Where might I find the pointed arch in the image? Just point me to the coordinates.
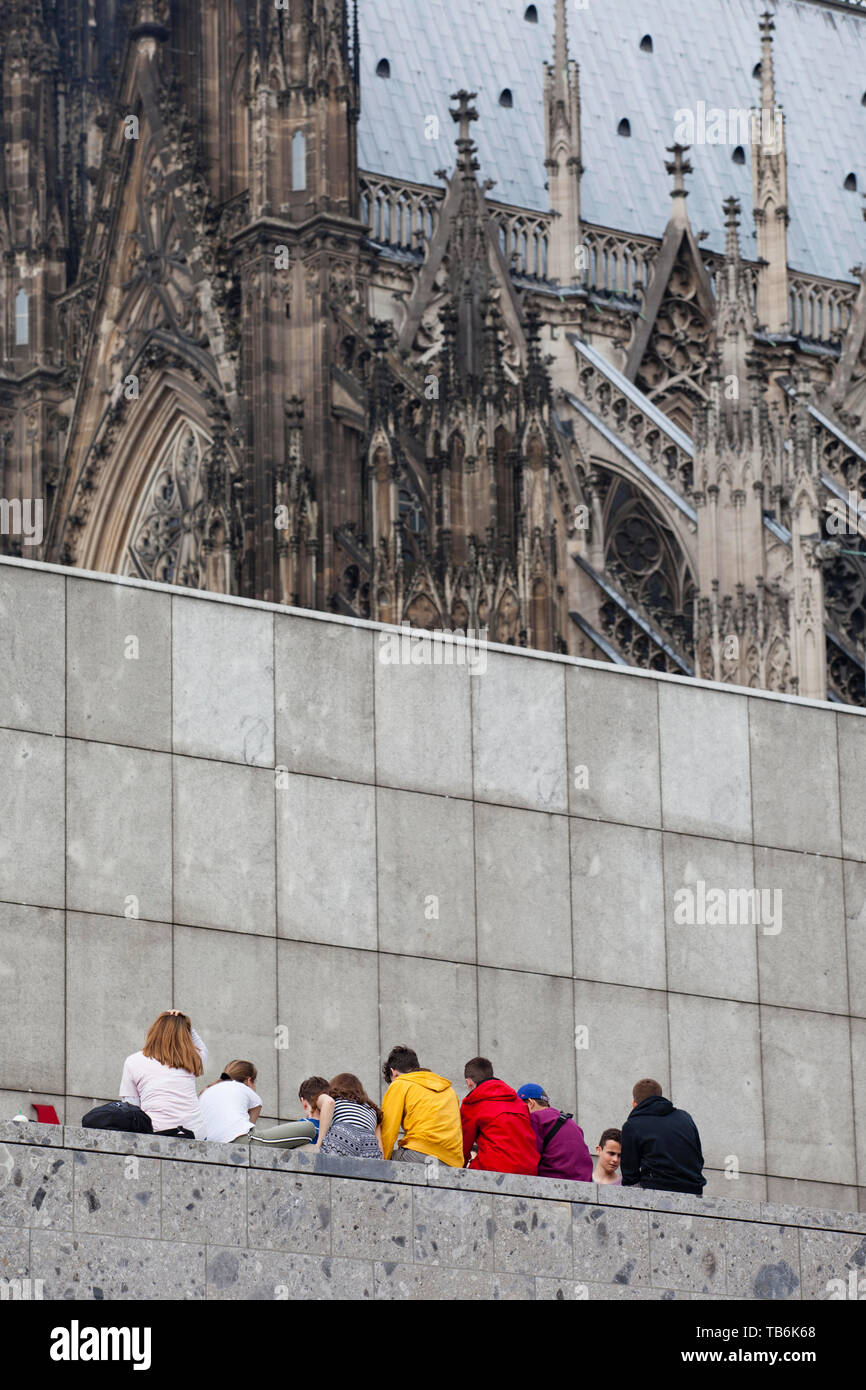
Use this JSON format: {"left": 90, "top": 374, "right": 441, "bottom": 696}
{"left": 59, "top": 365, "right": 229, "bottom": 580}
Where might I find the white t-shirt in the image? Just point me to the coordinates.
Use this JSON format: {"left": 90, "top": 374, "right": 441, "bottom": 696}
{"left": 120, "top": 1028, "right": 209, "bottom": 1138}
{"left": 198, "top": 1079, "right": 263, "bottom": 1143}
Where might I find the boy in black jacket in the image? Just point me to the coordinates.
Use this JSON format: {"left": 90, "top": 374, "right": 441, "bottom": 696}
{"left": 621, "top": 1078, "right": 706, "bottom": 1196}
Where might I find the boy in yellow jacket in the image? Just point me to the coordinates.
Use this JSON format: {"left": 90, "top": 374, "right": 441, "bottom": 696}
{"left": 380, "top": 1044, "right": 464, "bottom": 1166}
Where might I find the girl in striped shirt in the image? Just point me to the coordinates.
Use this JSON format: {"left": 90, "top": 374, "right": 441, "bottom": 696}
{"left": 314, "top": 1072, "right": 384, "bottom": 1160}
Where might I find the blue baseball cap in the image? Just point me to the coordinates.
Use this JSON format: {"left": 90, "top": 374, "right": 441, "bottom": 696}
{"left": 517, "top": 1083, "right": 547, "bottom": 1100}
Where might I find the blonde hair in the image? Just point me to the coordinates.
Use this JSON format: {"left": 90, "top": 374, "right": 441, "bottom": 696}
{"left": 142, "top": 1012, "right": 203, "bottom": 1077}
{"left": 203, "top": 1059, "right": 257, "bottom": 1093}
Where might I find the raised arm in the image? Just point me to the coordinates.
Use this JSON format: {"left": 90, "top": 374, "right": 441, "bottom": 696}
{"left": 313, "top": 1094, "right": 335, "bottom": 1151}
{"left": 190, "top": 1026, "right": 208, "bottom": 1067}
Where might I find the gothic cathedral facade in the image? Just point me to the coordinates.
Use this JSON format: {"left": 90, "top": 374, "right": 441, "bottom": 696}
{"left": 2, "top": 0, "right": 865, "bottom": 702}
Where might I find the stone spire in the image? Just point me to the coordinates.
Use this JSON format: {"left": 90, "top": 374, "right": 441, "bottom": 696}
{"left": 751, "top": 11, "right": 789, "bottom": 332}
{"left": 715, "top": 197, "right": 757, "bottom": 426}
{"left": 544, "top": 0, "right": 582, "bottom": 285}
{"left": 665, "top": 143, "right": 692, "bottom": 221}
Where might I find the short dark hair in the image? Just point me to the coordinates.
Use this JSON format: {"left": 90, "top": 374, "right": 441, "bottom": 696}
{"left": 632, "top": 1078, "right": 663, "bottom": 1104}
{"left": 298, "top": 1076, "right": 330, "bottom": 1106}
{"left": 598, "top": 1128, "right": 622, "bottom": 1148}
{"left": 383, "top": 1045, "right": 420, "bottom": 1084}
{"left": 464, "top": 1056, "right": 494, "bottom": 1085}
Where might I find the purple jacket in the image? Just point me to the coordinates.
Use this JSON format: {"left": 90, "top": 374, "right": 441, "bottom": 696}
{"left": 530, "top": 1108, "right": 593, "bottom": 1181}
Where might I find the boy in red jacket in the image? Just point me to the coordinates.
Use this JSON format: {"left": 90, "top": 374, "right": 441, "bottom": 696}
{"left": 461, "top": 1057, "right": 539, "bottom": 1175}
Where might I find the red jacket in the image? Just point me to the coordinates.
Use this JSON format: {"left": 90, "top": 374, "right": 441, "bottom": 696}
{"left": 461, "top": 1079, "right": 539, "bottom": 1175}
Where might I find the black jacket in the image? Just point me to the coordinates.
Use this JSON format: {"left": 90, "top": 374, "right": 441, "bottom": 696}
{"left": 621, "top": 1095, "right": 705, "bottom": 1195}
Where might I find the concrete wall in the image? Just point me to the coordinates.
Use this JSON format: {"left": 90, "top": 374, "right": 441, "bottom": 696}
{"left": 1, "top": 1122, "right": 865, "bottom": 1300}
{"left": 1, "top": 556, "right": 865, "bottom": 1215}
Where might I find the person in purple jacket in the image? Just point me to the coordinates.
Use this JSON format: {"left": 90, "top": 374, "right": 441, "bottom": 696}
{"left": 517, "top": 1083, "right": 593, "bottom": 1182}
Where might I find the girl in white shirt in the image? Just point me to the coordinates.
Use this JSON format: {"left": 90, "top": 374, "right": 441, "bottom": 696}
{"left": 120, "top": 1009, "right": 207, "bottom": 1139}
{"left": 199, "top": 1060, "right": 263, "bottom": 1142}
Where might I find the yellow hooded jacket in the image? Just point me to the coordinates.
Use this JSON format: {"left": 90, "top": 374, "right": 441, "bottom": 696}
{"left": 380, "top": 1069, "right": 464, "bottom": 1166}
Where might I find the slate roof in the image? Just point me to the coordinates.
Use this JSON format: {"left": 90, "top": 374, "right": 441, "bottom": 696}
{"left": 356, "top": 0, "right": 866, "bottom": 283}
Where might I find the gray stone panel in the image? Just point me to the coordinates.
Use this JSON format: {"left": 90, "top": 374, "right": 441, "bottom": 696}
{"left": 331, "top": 1177, "right": 413, "bottom": 1260}
{"left": 658, "top": 684, "right": 752, "bottom": 842}
{"left": 66, "top": 740, "right": 172, "bottom": 922}
{"left": 761, "top": 1199, "right": 866, "bottom": 1233}
{"left": 476, "top": 803, "right": 571, "bottom": 976}
{"left": 66, "top": 578, "right": 171, "bottom": 751}
{"left": 724, "top": 1218, "right": 801, "bottom": 1299}
{"left": 172, "top": 595, "right": 274, "bottom": 766}
{"left": 207, "top": 1245, "right": 375, "bottom": 1299}
{"left": 0, "top": 728, "right": 64, "bottom": 909}
{"left": 0, "top": 1226, "right": 30, "bottom": 1281}
{"left": 375, "top": 641, "right": 473, "bottom": 798}
{"left": 62, "top": 1126, "right": 251, "bottom": 1169}
{"left": 276, "top": 941, "right": 379, "bottom": 1116}
{"left": 0, "top": 1143, "right": 72, "bottom": 1229}
{"left": 377, "top": 786, "right": 475, "bottom": 963}
{"left": 597, "top": 1185, "right": 764, "bottom": 1222}
{"left": 668, "top": 993, "right": 765, "bottom": 1175}
{"left": 852, "top": 1018, "right": 866, "bottom": 1193}
{"left": 761, "top": 1005, "right": 856, "bottom": 1185}
{"left": 492, "top": 1194, "right": 573, "bottom": 1277}
{"left": 32, "top": 1228, "right": 206, "bottom": 1300}
{"left": 573, "top": 1203, "right": 651, "bottom": 1287}
{"left": 0, "top": 904, "right": 64, "bottom": 1092}
{"left": 584, "top": 1281, "right": 686, "bottom": 1300}
{"left": 702, "top": 1170, "right": 767, "bottom": 1203}
{"left": 648, "top": 1211, "right": 726, "bottom": 1293}
{"left": 0, "top": 1120, "right": 65, "bottom": 1146}
{"left": 173, "top": 757, "right": 276, "bottom": 934}
{"left": 275, "top": 616, "right": 374, "bottom": 783}
{"left": 750, "top": 699, "right": 841, "bottom": 855}
{"left": 173, "top": 925, "right": 278, "bottom": 1113}
{"left": 161, "top": 1158, "right": 247, "bottom": 1246}
{"left": 755, "top": 847, "right": 847, "bottom": 1014}
{"left": 662, "top": 832, "right": 758, "bottom": 1002}
{"left": 378, "top": 954, "right": 477, "bottom": 1095}
{"left": 0, "top": 565, "right": 65, "bottom": 736}
{"left": 844, "top": 860, "right": 866, "bottom": 1019}
{"left": 572, "top": 820, "right": 665, "bottom": 991}
{"left": 66, "top": 912, "right": 172, "bottom": 1100}
{"left": 373, "top": 1261, "right": 533, "bottom": 1299}
{"left": 72, "top": 1150, "right": 160, "bottom": 1238}
{"left": 573, "top": 980, "right": 670, "bottom": 1150}
{"left": 479, "top": 966, "right": 576, "bottom": 1115}
{"left": 247, "top": 1169, "right": 331, "bottom": 1253}
{"left": 472, "top": 651, "right": 567, "bottom": 812}
{"left": 838, "top": 713, "right": 866, "bottom": 863}
{"left": 566, "top": 666, "right": 661, "bottom": 828}
{"left": 276, "top": 773, "right": 376, "bottom": 950}
{"left": 413, "top": 1185, "right": 494, "bottom": 1269}
{"left": 766, "top": 1177, "right": 859, "bottom": 1214}
{"left": 798, "top": 1227, "right": 866, "bottom": 1299}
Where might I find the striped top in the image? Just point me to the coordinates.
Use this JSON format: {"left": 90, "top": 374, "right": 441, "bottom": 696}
{"left": 332, "top": 1099, "right": 377, "bottom": 1132}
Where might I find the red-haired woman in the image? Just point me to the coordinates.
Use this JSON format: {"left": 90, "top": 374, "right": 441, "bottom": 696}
{"left": 315, "top": 1073, "right": 384, "bottom": 1160}
{"left": 120, "top": 1009, "right": 207, "bottom": 1138}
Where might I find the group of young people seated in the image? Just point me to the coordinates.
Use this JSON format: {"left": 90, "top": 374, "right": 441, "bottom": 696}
{"left": 116, "top": 1012, "right": 706, "bottom": 1195}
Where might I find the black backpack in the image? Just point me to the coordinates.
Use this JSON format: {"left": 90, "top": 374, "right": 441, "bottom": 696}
{"left": 81, "top": 1101, "right": 153, "bottom": 1134}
